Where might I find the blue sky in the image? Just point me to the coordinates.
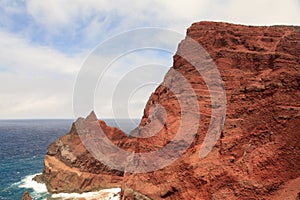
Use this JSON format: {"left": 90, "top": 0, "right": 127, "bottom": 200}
{"left": 0, "top": 0, "right": 299, "bottom": 119}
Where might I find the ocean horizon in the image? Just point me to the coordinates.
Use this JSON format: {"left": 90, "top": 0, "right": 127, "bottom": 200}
{"left": 0, "top": 119, "right": 139, "bottom": 200}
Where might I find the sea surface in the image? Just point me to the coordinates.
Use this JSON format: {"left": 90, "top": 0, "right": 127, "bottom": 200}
{"left": 0, "top": 119, "right": 139, "bottom": 200}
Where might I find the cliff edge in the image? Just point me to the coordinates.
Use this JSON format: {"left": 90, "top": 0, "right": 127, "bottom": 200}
{"left": 41, "top": 22, "right": 300, "bottom": 200}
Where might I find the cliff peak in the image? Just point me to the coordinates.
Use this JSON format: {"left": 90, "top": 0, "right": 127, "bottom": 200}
{"left": 86, "top": 110, "right": 97, "bottom": 121}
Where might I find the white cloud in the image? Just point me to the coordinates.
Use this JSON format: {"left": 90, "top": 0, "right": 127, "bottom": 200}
{"left": 0, "top": 78, "right": 74, "bottom": 119}
{"left": 0, "top": 0, "right": 24, "bottom": 15}
{"left": 0, "top": 94, "right": 71, "bottom": 119}
{"left": 1, "top": 0, "right": 300, "bottom": 119}
{"left": 0, "top": 31, "right": 82, "bottom": 75}
{"left": 25, "top": 0, "right": 300, "bottom": 34}
{"left": 94, "top": 51, "right": 171, "bottom": 119}
{"left": 205, "top": 0, "right": 300, "bottom": 25}
{"left": 0, "top": 31, "right": 85, "bottom": 119}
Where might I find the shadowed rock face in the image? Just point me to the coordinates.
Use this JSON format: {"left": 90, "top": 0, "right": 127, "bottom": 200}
{"left": 41, "top": 21, "right": 300, "bottom": 199}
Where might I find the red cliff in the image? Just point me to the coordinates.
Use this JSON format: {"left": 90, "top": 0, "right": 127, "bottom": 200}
{"left": 41, "top": 22, "right": 300, "bottom": 200}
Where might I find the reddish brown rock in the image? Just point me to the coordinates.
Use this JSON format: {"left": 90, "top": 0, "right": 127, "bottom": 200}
{"left": 20, "top": 191, "right": 32, "bottom": 200}
{"left": 42, "top": 22, "right": 300, "bottom": 199}
{"left": 42, "top": 112, "right": 126, "bottom": 193}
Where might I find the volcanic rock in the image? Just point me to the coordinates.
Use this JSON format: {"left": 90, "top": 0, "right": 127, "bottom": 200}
{"left": 20, "top": 191, "right": 32, "bottom": 200}
{"left": 41, "top": 22, "right": 300, "bottom": 199}
{"left": 41, "top": 114, "right": 126, "bottom": 193}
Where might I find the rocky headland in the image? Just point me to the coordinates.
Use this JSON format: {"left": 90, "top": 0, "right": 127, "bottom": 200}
{"left": 38, "top": 22, "right": 300, "bottom": 199}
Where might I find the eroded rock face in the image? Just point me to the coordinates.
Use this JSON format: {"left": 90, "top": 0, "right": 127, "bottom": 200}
{"left": 42, "top": 22, "right": 300, "bottom": 199}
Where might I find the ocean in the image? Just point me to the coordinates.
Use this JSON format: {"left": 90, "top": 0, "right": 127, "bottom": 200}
{"left": 0, "top": 119, "right": 139, "bottom": 200}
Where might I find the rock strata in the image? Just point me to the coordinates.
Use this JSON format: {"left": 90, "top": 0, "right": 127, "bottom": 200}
{"left": 41, "top": 22, "right": 300, "bottom": 199}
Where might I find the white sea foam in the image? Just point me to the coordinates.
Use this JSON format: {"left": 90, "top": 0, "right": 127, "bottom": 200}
{"left": 17, "top": 173, "right": 48, "bottom": 199}
{"left": 18, "top": 173, "right": 48, "bottom": 193}
{"left": 51, "top": 188, "right": 121, "bottom": 200}
{"left": 16, "top": 173, "right": 121, "bottom": 200}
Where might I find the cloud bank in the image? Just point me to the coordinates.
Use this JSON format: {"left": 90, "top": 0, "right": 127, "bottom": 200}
{"left": 0, "top": 0, "right": 299, "bottom": 119}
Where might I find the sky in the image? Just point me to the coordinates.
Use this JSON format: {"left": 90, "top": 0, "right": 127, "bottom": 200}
{"left": 0, "top": 0, "right": 299, "bottom": 119}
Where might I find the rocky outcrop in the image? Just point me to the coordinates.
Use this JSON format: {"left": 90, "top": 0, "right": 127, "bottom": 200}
{"left": 20, "top": 191, "right": 32, "bottom": 200}
{"left": 41, "top": 112, "right": 126, "bottom": 193}
{"left": 41, "top": 22, "right": 300, "bottom": 199}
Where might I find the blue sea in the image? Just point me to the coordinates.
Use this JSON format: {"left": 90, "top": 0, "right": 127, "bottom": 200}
{"left": 0, "top": 119, "right": 139, "bottom": 200}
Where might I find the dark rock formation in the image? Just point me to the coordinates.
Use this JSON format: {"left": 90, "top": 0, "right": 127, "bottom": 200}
{"left": 41, "top": 22, "right": 300, "bottom": 199}
{"left": 20, "top": 191, "right": 32, "bottom": 200}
